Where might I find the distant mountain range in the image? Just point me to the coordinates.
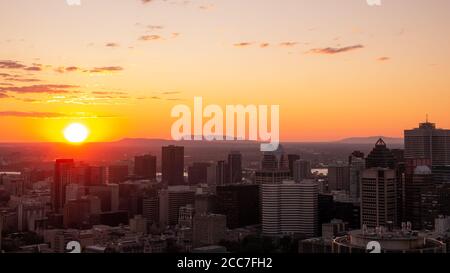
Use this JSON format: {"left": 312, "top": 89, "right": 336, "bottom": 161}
{"left": 336, "top": 136, "right": 403, "bottom": 145}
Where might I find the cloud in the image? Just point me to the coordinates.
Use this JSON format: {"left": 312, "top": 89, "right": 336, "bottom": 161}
{"left": 280, "top": 42, "right": 298, "bottom": 47}
{"left": 0, "top": 111, "right": 115, "bottom": 118}
{"left": 0, "top": 60, "right": 26, "bottom": 69}
{"left": 0, "top": 111, "right": 72, "bottom": 118}
{"left": 92, "top": 91, "right": 127, "bottom": 95}
{"left": 308, "top": 44, "right": 364, "bottom": 55}
{"left": 24, "top": 66, "right": 42, "bottom": 71}
{"left": 0, "top": 84, "right": 78, "bottom": 94}
{"left": 65, "top": 66, "right": 80, "bottom": 72}
{"left": 106, "top": 42, "right": 120, "bottom": 48}
{"left": 377, "top": 57, "right": 391, "bottom": 62}
{"left": 141, "top": 0, "right": 153, "bottom": 3}
{"left": 233, "top": 42, "right": 253, "bottom": 47}
{"left": 139, "top": 35, "right": 162, "bottom": 41}
{"left": 260, "top": 43, "right": 270, "bottom": 48}
{"left": 161, "top": 91, "right": 181, "bottom": 95}
{"left": 0, "top": 93, "right": 9, "bottom": 98}
{"left": 89, "top": 66, "right": 124, "bottom": 73}
{"left": 4, "top": 78, "right": 41, "bottom": 83}
{"left": 147, "top": 25, "right": 164, "bottom": 31}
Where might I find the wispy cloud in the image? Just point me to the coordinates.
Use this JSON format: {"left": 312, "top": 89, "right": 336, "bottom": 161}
{"left": 0, "top": 84, "right": 78, "bottom": 94}
{"left": 106, "top": 42, "right": 120, "bottom": 48}
{"left": 280, "top": 42, "right": 298, "bottom": 47}
{"left": 377, "top": 57, "right": 391, "bottom": 62}
{"left": 0, "top": 111, "right": 116, "bottom": 119}
{"left": 233, "top": 42, "right": 253, "bottom": 47}
{"left": 89, "top": 66, "right": 124, "bottom": 73}
{"left": 139, "top": 35, "right": 162, "bottom": 41}
{"left": 308, "top": 44, "right": 364, "bottom": 55}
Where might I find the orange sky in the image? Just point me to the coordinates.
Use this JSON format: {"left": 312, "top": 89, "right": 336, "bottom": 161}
{"left": 1, "top": 0, "right": 449, "bottom": 142}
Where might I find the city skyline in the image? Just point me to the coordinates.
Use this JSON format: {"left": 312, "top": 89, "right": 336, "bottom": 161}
{"left": 1, "top": 0, "right": 450, "bottom": 143}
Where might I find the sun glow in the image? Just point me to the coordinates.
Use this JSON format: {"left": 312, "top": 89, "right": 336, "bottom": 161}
{"left": 63, "top": 123, "right": 89, "bottom": 143}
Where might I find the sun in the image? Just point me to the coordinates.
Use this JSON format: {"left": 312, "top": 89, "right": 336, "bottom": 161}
{"left": 63, "top": 123, "right": 89, "bottom": 143}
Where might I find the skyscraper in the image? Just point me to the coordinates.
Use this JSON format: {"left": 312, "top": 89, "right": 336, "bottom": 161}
{"left": 404, "top": 120, "right": 450, "bottom": 167}
{"left": 134, "top": 154, "right": 157, "bottom": 180}
{"left": 262, "top": 180, "right": 318, "bottom": 237}
{"left": 360, "top": 168, "right": 397, "bottom": 228}
{"left": 406, "top": 166, "right": 434, "bottom": 229}
{"left": 188, "top": 162, "right": 210, "bottom": 185}
{"left": 52, "top": 159, "right": 75, "bottom": 213}
{"left": 255, "top": 145, "right": 290, "bottom": 184}
{"left": 293, "top": 159, "right": 312, "bottom": 182}
{"left": 349, "top": 156, "right": 365, "bottom": 199}
{"left": 366, "top": 138, "right": 396, "bottom": 169}
{"left": 215, "top": 184, "right": 260, "bottom": 229}
{"left": 327, "top": 163, "right": 350, "bottom": 192}
{"left": 288, "top": 154, "right": 301, "bottom": 177}
{"left": 162, "top": 145, "right": 184, "bottom": 187}
{"left": 228, "top": 151, "right": 242, "bottom": 184}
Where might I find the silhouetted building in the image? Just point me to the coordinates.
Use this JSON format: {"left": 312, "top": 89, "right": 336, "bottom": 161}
{"left": 134, "top": 154, "right": 157, "bottom": 180}
{"left": 215, "top": 184, "right": 260, "bottom": 229}
{"left": 288, "top": 154, "right": 301, "bottom": 177}
{"left": 405, "top": 120, "right": 450, "bottom": 167}
{"left": 405, "top": 166, "right": 434, "bottom": 229}
{"left": 255, "top": 145, "right": 290, "bottom": 184}
{"left": 366, "top": 138, "right": 396, "bottom": 169}
{"left": 108, "top": 165, "right": 129, "bottom": 184}
{"left": 159, "top": 186, "right": 195, "bottom": 226}
{"left": 327, "top": 164, "right": 350, "bottom": 192}
{"left": 52, "top": 159, "right": 75, "bottom": 213}
{"left": 293, "top": 160, "right": 312, "bottom": 182}
{"left": 228, "top": 151, "right": 242, "bottom": 184}
{"left": 188, "top": 162, "right": 210, "bottom": 185}
{"left": 162, "top": 146, "right": 184, "bottom": 186}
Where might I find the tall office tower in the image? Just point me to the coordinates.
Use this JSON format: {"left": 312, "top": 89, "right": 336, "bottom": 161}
{"left": 405, "top": 166, "right": 434, "bottom": 230}
{"left": 86, "top": 166, "right": 107, "bottom": 186}
{"left": 108, "top": 164, "right": 129, "bottom": 184}
{"left": 297, "top": 180, "right": 319, "bottom": 237}
{"left": 159, "top": 186, "right": 196, "bottom": 226}
{"left": 134, "top": 154, "right": 157, "bottom": 180}
{"left": 52, "top": 159, "right": 75, "bottom": 213}
{"left": 293, "top": 159, "right": 312, "bottom": 182}
{"left": 404, "top": 120, "right": 450, "bottom": 167}
{"left": 327, "top": 163, "right": 350, "bottom": 192}
{"left": 63, "top": 199, "right": 91, "bottom": 229}
{"left": 261, "top": 145, "right": 288, "bottom": 170}
{"left": 206, "top": 164, "right": 217, "bottom": 187}
{"left": 143, "top": 191, "right": 159, "bottom": 226}
{"left": 288, "top": 154, "right": 301, "bottom": 178}
{"left": 349, "top": 158, "right": 365, "bottom": 200}
{"left": 262, "top": 180, "right": 318, "bottom": 237}
{"left": 193, "top": 214, "right": 227, "bottom": 247}
{"left": 361, "top": 168, "right": 397, "bottom": 228}
{"left": 255, "top": 145, "right": 290, "bottom": 184}
{"left": 366, "top": 139, "right": 396, "bottom": 169}
{"left": 215, "top": 184, "right": 260, "bottom": 229}
{"left": 216, "top": 160, "right": 229, "bottom": 186}
{"left": 228, "top": 151, "right": 242, "bottom": 184}
{"left": 162, "top": 145, "right": 185, "bottom": 187}
{"left": 188, "top": 162, "right": 210, "bottom": 185}
{"left": 349, "top": 156, "right": 365, "bottom": 199}
{"left": 391, "top": 149, "right": 406, "bottom": 224}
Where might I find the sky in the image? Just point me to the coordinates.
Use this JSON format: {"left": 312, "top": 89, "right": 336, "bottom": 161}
{"left": 0, "top": 0, "right": 449, "bottom": 142}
